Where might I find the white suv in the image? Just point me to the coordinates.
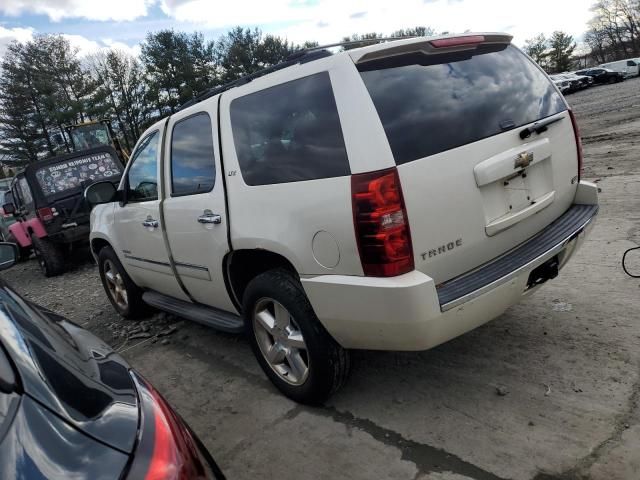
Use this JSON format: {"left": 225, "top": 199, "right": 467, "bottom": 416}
{"left": 87, "top": 33, "right": 598, "bottom": 404}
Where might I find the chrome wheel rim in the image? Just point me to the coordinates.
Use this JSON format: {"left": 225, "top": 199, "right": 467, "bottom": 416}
{"left": 253, "top": 298, "right": 309, "bottom": 386}
{"left": 104, "top": 259, "right": 128, "bottom": 310}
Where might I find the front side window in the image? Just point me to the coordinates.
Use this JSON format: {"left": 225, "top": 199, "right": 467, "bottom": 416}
{"left": 230, "top": 72, "right": 350, "bottom": 186}
{"left": 627, "top": 60, "right": 637, "bottom": 67}
{"left": 170, "top": 113, "right": 216, "bottom": 196}
{"left": 127, "top": 131, "right": 159, "bottom": 202}
{"left": 359, "top": 44, "right": 567, "bottom": 165}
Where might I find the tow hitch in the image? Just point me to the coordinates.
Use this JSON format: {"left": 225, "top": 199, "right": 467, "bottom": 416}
{"left": 527, "top": 255, "right": 559, "bottom": 289}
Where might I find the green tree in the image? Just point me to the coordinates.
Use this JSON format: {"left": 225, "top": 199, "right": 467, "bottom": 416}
{"left": 215, "top": 27, "right": 295, "bottom": 83}
{"left": 141, "top": 30, "right": 216, "bottom": 115}
{"left": 524, "top": 34, "right": 549, "bottom": 69}
{"left": 547, "top": 31, "right": 576, "bottom": 73}
{"left": 390, "top": 26, "right": 435, "bottom": 37}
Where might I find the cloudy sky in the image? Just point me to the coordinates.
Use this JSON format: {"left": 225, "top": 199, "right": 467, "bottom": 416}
{"left": 0, "top": 0, "right": 594, "bottom": 58}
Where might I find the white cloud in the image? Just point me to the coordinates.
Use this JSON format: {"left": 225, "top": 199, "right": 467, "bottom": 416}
{"left": 0, "top": 25, "right": 34, "bottom": 58}
{"left": 102, "top": 39, "right": 142, "bottom": 58}
{"left": 160, "top": 0, "right": 592, "bottom": 47}
{"left": 0, "top": 0, "right": 153, "bottom": 22}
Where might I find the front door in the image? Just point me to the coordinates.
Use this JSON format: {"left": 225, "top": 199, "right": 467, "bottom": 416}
{"left": 113, "top": 129, "right": 187, "bottom": 301}
{"left": 161, "top": 105, "right": 235, "bottom": 312}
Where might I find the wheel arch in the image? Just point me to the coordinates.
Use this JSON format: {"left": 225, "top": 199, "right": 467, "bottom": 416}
{"left": 224, "top": 249, "right": 298, "bottom": 312}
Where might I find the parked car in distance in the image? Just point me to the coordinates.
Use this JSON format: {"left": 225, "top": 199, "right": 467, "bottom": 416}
{"left": 600, "top": 58, "right": 639, "bottom": 77}
{"left": 564, "top": 72, "right": 594, "bottom": 88}
{"left": 550, "top": 76, "right": 571, "bottom": 94}
{"left": 88, "top": 32, "right": 599, "bottom": 405}
{"left": 0, "top": 242, "right": 225, "bottom": 480}
{"left": 574, "top": 67, "right": 625, "bottom": 84}
{"left": 3, "top": 146, "right": 123, "bottom": 277}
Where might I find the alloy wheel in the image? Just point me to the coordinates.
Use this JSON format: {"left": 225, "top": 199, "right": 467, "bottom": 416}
{"left": 253, "top": 297, "right": 309, "bottom": 385}
{"left": 104, "top": 259, "right": 128, "bottom": 310}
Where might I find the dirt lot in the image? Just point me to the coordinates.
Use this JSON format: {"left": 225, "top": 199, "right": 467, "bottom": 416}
{"left": 4, "top": 77, "right": 640, "bottom": 480}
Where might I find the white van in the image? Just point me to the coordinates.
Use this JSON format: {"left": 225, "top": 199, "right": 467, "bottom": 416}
{"left": 600, "top": 58, "right": 640, "bottom": 77}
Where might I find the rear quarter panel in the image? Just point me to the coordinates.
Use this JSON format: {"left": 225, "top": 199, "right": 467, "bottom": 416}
{"left": 220, "top": 55, "right": 394, "bottom": 276}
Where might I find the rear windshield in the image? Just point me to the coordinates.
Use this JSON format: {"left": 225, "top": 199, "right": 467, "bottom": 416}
{"left": 35, "top": 151, "right": 122, "bottom": 197}
{"left": 359, "top": 44, "right": 566, "bottom": 165}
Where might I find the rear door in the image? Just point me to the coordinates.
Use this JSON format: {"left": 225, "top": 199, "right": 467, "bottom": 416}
{"left": 112, "top": 130, "right": 188, "bottom": 300}
{"left": 161, "top": 103, "right": 235, "bottom": 312}
{"left": 353, "top": 38, "right": 580, "bottom": 284}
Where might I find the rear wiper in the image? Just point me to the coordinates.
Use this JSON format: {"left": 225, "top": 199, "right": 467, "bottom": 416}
{"left": 519, "top": 116, "right": 564, "bottom": 140}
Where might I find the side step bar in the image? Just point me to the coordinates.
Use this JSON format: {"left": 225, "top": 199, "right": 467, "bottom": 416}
{"left": 142, "top": 291, "right": 244, "bottom": 334}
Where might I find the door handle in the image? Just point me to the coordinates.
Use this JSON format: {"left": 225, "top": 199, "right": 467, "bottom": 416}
{"left": 142, "top": 217, "right": 159, "bottom": 228}
{"left": 197, "top": 213, "right": 222, "bottom": 225}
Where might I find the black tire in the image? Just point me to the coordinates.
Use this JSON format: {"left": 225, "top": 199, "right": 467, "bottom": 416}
{"left": 31, "top": 235, "right": 65, "bottom": 277}
{"left": 98, "top": 246, "right": 149, "bottom": 319}
{"left": 243, "top": 268, "right": 351, "bottom": 405}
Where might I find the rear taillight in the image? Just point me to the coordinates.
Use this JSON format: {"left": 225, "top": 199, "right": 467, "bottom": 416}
{"left": 430, "top": 35, "right": 485, "bottom": 48}
{"left": 37, "top": 207, "right": 54, "bottom": 222}
{"left": 351, "top": 168, "right": 414, "bottom": 277}
{"left": 568, "top": 109, "right": 583, "bottom": 181}
{"left": 126, "top": 372, "right": 223, "bottom": 480}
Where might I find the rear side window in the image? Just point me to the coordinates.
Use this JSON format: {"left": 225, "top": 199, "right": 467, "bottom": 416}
{"left": 230, "top": 72, "right": 350, "bottom": 186}
{"left": 359, "top": 44, "right": 567, "bottom": 165}
{"left": 170, "top": 113, "right": 216, "bottom": 196}
{"left": 18, "top": 178, "right": 33, "bottom": 206}
{"left": 127, "top": 131, "right": 159, "bottom": 202}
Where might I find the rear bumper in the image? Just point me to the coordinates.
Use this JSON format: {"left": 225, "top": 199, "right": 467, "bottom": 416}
{"left": 301, "top": 181, "right": 598, "bottom": 351}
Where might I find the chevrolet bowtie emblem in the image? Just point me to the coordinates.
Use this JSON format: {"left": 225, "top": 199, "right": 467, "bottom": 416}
{"left": 515, "top": 152, "right": 533, "bottom": 169}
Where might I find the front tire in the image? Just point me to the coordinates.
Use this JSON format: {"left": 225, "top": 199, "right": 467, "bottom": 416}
{"left": 98, "top": 246, "right": 149, "bottom": 319}
{"left": 243, "top": 269, "right": 351, "bottom": 405}
{"left": 31, "top": 235, "right": 65, "bottom": 277}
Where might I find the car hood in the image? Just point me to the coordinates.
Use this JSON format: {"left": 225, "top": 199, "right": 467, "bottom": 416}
{"left": 0, "top": 281, "right": 138, "bottom": 453}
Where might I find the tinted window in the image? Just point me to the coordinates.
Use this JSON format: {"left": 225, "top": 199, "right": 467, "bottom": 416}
{"left": 127, "top": 131, "right": 159, "bottom": 202}
{"left": 230, "top": 72, "right": 350, "bottom": 186}
{"left": 627, "top": 60, "right": 637, "bottom": 66}
{"left": 359, "top": 44, "right": 567, "bottom": 165}
{"left": 35, "top": 152, "right": 122, "bottom": 197}
{"left": 171, "top": 113, "right": 216, "bottom": 196}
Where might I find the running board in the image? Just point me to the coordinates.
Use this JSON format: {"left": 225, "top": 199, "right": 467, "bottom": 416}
{"left": 142, "top": 291, "right": 244, "bottom": 334}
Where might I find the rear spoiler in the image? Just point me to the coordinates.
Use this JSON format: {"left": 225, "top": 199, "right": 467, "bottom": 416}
{"left": 352, "top": 33, "right": 513, "bottom": 66}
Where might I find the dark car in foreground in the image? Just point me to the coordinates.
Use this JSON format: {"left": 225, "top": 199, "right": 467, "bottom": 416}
{"left": 0, "top": 243, "right": 224, "bottom": 480}
{"left": 574, "top": 68, "right": 625, "bottom": 84}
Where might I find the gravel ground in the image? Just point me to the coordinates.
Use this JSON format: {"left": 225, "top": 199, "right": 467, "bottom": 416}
{"left": 3, "top": 76, "right": 640, "bottom": 480}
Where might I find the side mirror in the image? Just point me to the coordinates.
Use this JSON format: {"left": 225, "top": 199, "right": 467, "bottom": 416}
{"left": 2, "top": 203, "right": 15, "bottom": 215}
{"left": 85, "top": 181, "right": 117, "bottom": 206}
{"left": 0, "top": 243, "right": 18, "bottom": 271}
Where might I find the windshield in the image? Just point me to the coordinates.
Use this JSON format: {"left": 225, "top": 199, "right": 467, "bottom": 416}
{"left": 70, "top": 124, "right": 111, "bottom": 150}
{"left": 35, "top": 151, "right": 122, "bottom": 197}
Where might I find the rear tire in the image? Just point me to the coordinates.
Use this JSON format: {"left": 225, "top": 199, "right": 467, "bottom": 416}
{"left": 98, "top": 246, "right": 149, "bottom": 319}
{"left": 243, "top": 268, "right": 351, "bottom": 405}
{"left": 31, "top": 235, "right": 65, "bottom": 277}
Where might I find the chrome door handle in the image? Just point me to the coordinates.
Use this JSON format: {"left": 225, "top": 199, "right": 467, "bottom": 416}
{"left": 197, "top": 213, "right": 222, "bottom": 225}
{"left": 142, "top": 217, "right": 159, "bottom": 228}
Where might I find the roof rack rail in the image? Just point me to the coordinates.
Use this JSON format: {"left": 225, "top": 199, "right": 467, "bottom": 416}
{"left": 177, "top": 49, "right": 333, "bottom": 111}
{"left": 290, "top": 35, "right": 419, "bottom": 57}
